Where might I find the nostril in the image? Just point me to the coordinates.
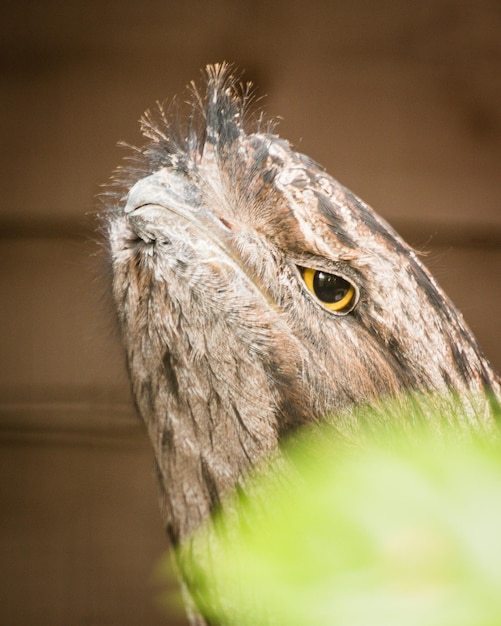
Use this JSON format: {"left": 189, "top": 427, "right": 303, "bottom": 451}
{"left": 217, "top": 216, "right": 233, "bottom": 230}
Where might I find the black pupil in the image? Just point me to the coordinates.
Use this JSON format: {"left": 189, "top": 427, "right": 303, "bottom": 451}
{"left": 313, "top": 271, "right": 350, "bottom": 303}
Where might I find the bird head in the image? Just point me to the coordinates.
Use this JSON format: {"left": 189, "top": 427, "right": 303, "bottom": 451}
{"left": 107, "top": 64, "right": 500, "bottom": 541}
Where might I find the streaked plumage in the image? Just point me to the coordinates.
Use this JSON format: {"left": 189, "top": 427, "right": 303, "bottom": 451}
{"left": 106, "top": 64, "right": 500, "bottom": 624}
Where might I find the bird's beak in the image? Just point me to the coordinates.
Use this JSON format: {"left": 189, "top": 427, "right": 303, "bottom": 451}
{"left": 124, "top": 169, "right": 198, "bottom": 216}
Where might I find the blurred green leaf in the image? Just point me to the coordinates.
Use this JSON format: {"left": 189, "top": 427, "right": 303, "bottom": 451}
{"left": 165, "top": 393, "right": 501, "bottom": 625}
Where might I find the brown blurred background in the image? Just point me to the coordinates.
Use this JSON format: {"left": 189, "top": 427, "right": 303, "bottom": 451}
{"left": 1, "top": 1, "right": 500, "bottom": 624}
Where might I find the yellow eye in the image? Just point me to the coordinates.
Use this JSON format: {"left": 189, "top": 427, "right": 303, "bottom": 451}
{"left": 302, "top": 267, "right": 357, "bottom": 313}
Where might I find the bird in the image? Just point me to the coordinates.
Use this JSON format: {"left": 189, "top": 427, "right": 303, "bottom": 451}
{"left": 106, "top": 63, "right": 501, "bottom": 624}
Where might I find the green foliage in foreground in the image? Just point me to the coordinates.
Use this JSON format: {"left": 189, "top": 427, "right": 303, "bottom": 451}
{"left": 168, "top": 394, "right": 501, "bottom": 625}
